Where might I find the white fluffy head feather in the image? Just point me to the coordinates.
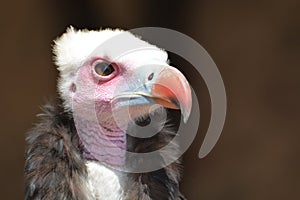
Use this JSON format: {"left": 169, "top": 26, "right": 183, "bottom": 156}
{"left": 53, "top": 27, "right": 125, "bottom": 72}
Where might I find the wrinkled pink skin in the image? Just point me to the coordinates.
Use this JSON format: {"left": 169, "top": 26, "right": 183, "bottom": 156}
{"left": 72, "top": 57, "right": 133, "bottom": 167}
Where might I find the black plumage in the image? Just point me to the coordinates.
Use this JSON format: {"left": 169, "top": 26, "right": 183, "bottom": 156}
{"left": 25, "top": 101, "right": 186, "bottom": 200}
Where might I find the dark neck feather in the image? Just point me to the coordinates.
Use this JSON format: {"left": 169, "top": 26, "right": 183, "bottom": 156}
{"left": 25, "top": 100, "right": 185, "bottom": 200}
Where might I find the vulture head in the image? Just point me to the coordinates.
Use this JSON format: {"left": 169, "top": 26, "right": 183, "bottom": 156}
{"left": 54, "top": 27, "right": 192, "bottom": 168}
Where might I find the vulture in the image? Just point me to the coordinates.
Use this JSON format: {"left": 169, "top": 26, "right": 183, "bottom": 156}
{"left": 25, "top": 27, "right": 192, "bottom": 200}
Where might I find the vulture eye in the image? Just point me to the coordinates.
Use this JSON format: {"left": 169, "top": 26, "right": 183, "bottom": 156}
{"left": 94, "top": 61, "right": 115, "bottom": 76}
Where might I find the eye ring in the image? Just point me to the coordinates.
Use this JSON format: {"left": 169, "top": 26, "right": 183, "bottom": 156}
{"left": 94, "top": 61, "right": 116, "bottom": 77}
{"left": 92, "top": 59, "right": 118, "bottom": 81}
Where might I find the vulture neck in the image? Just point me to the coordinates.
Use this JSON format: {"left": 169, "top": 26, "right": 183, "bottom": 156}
{"left": 73, "top": 100, "right": 155, "bottom": 169}
{"left": 74, "top": 109, "right": 128, "bottom": 168}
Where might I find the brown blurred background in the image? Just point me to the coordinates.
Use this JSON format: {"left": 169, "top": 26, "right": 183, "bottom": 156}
{"left": 1, "top": 0, "right": 300, "bottom": 199}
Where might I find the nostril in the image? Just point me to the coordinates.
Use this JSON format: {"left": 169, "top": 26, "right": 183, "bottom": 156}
{"left": 148, "top": 73, "right": 154, "bottom": 81}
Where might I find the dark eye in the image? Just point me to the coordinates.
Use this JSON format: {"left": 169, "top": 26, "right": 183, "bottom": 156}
{"left": 94, "top": 61, "right": 115, "bottom": 76}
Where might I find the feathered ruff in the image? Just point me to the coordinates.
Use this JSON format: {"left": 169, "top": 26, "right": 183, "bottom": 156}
{"left": 24, "top": 101, "right": 186, "bottom": 200}
{"left": 24, "top": 101, "right": 90, "bottom": 200}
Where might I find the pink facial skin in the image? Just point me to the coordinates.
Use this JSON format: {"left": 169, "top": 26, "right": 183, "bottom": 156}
{"left": 71, "top": 55, "right": 192, "bottom": 168}
{"left": 72, "top": 57, "right": 130, "bottom": 167}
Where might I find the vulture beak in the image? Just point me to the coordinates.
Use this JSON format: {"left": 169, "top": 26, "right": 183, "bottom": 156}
{"left": 149, "top": 67, "right": 192, "bottom": 123}
{"left": 112, "top": 65, "right": 192, "bottom": 123}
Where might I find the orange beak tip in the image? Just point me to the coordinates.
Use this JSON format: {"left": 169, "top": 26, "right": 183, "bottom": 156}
{"left": 151, "top": 67, "right": 192, "bottom": 123}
